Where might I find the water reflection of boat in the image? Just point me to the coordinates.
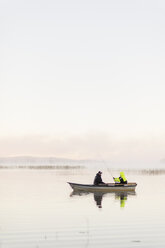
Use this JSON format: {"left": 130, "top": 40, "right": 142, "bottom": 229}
{"left": 70, "top": 190, "right": 136, "bottom": 208}
{"left": 68, "top": 182, "right": 137, "bottom": 192}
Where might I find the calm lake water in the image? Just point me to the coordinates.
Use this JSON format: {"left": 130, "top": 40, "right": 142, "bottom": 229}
{"left": 0, "top": 167, "right": 165, "bottom": 248}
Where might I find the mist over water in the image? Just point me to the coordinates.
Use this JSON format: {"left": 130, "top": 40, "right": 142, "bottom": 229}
{"left": 0, "top": 156, "right": 165, "bottom": 170}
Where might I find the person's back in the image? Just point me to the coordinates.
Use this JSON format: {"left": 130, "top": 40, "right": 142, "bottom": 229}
{"left": 120, "top": 172, "right": 127, "bottom": 184}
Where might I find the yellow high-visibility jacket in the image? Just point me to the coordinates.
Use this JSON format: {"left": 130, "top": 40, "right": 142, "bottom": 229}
{"left": 120, "top": 172, "right": 127, "bottom": 182}
{"left": 113, "top": 177, "right": 120, "bottom": 183}
{"left": 113, "top": 172, "right": 127, "bottom": 183}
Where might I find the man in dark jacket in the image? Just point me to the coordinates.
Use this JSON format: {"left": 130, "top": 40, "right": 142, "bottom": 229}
{"left": 93, "top": 171, "right": 105, "bottom": 185}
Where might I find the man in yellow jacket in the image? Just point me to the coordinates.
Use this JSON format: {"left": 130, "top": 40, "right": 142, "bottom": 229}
{"left": 113, "top": 172, "right": 127, "bottom": 184}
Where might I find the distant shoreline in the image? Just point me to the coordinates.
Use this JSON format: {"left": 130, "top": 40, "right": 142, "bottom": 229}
{"left": 0, "top": 165, "right": 165, "bottom": 175}
{"left": 0, "top": 165, "right": 84, "bottom": 170}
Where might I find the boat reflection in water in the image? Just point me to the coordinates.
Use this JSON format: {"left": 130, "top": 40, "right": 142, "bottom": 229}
{"left": 70, "top": 190, "right": 136, "bottom": 208}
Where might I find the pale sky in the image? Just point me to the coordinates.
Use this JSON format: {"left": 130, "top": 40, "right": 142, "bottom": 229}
{"left": 1, "top": 0, "right": 165, "bottom": 165}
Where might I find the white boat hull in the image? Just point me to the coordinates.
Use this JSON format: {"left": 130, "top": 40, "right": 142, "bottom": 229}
{"left": 68, "top": 182, "right": 137, "bottom": 192}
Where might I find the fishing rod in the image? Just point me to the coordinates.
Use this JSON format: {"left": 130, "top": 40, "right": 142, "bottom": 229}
{"left": 107, "top": 167, "right": 114, "bottom": 179}
{"left": 99, "top": 156, "right": 114, "bottom": 180}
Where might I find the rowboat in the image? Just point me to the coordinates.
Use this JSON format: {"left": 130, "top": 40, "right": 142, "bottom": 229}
{"left": 68, "top": 182, "right": 137, "bottom": 192}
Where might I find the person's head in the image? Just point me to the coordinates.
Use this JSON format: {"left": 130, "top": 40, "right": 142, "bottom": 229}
{"left": 98, "top": 171, "right": 102, "bottom": 175}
